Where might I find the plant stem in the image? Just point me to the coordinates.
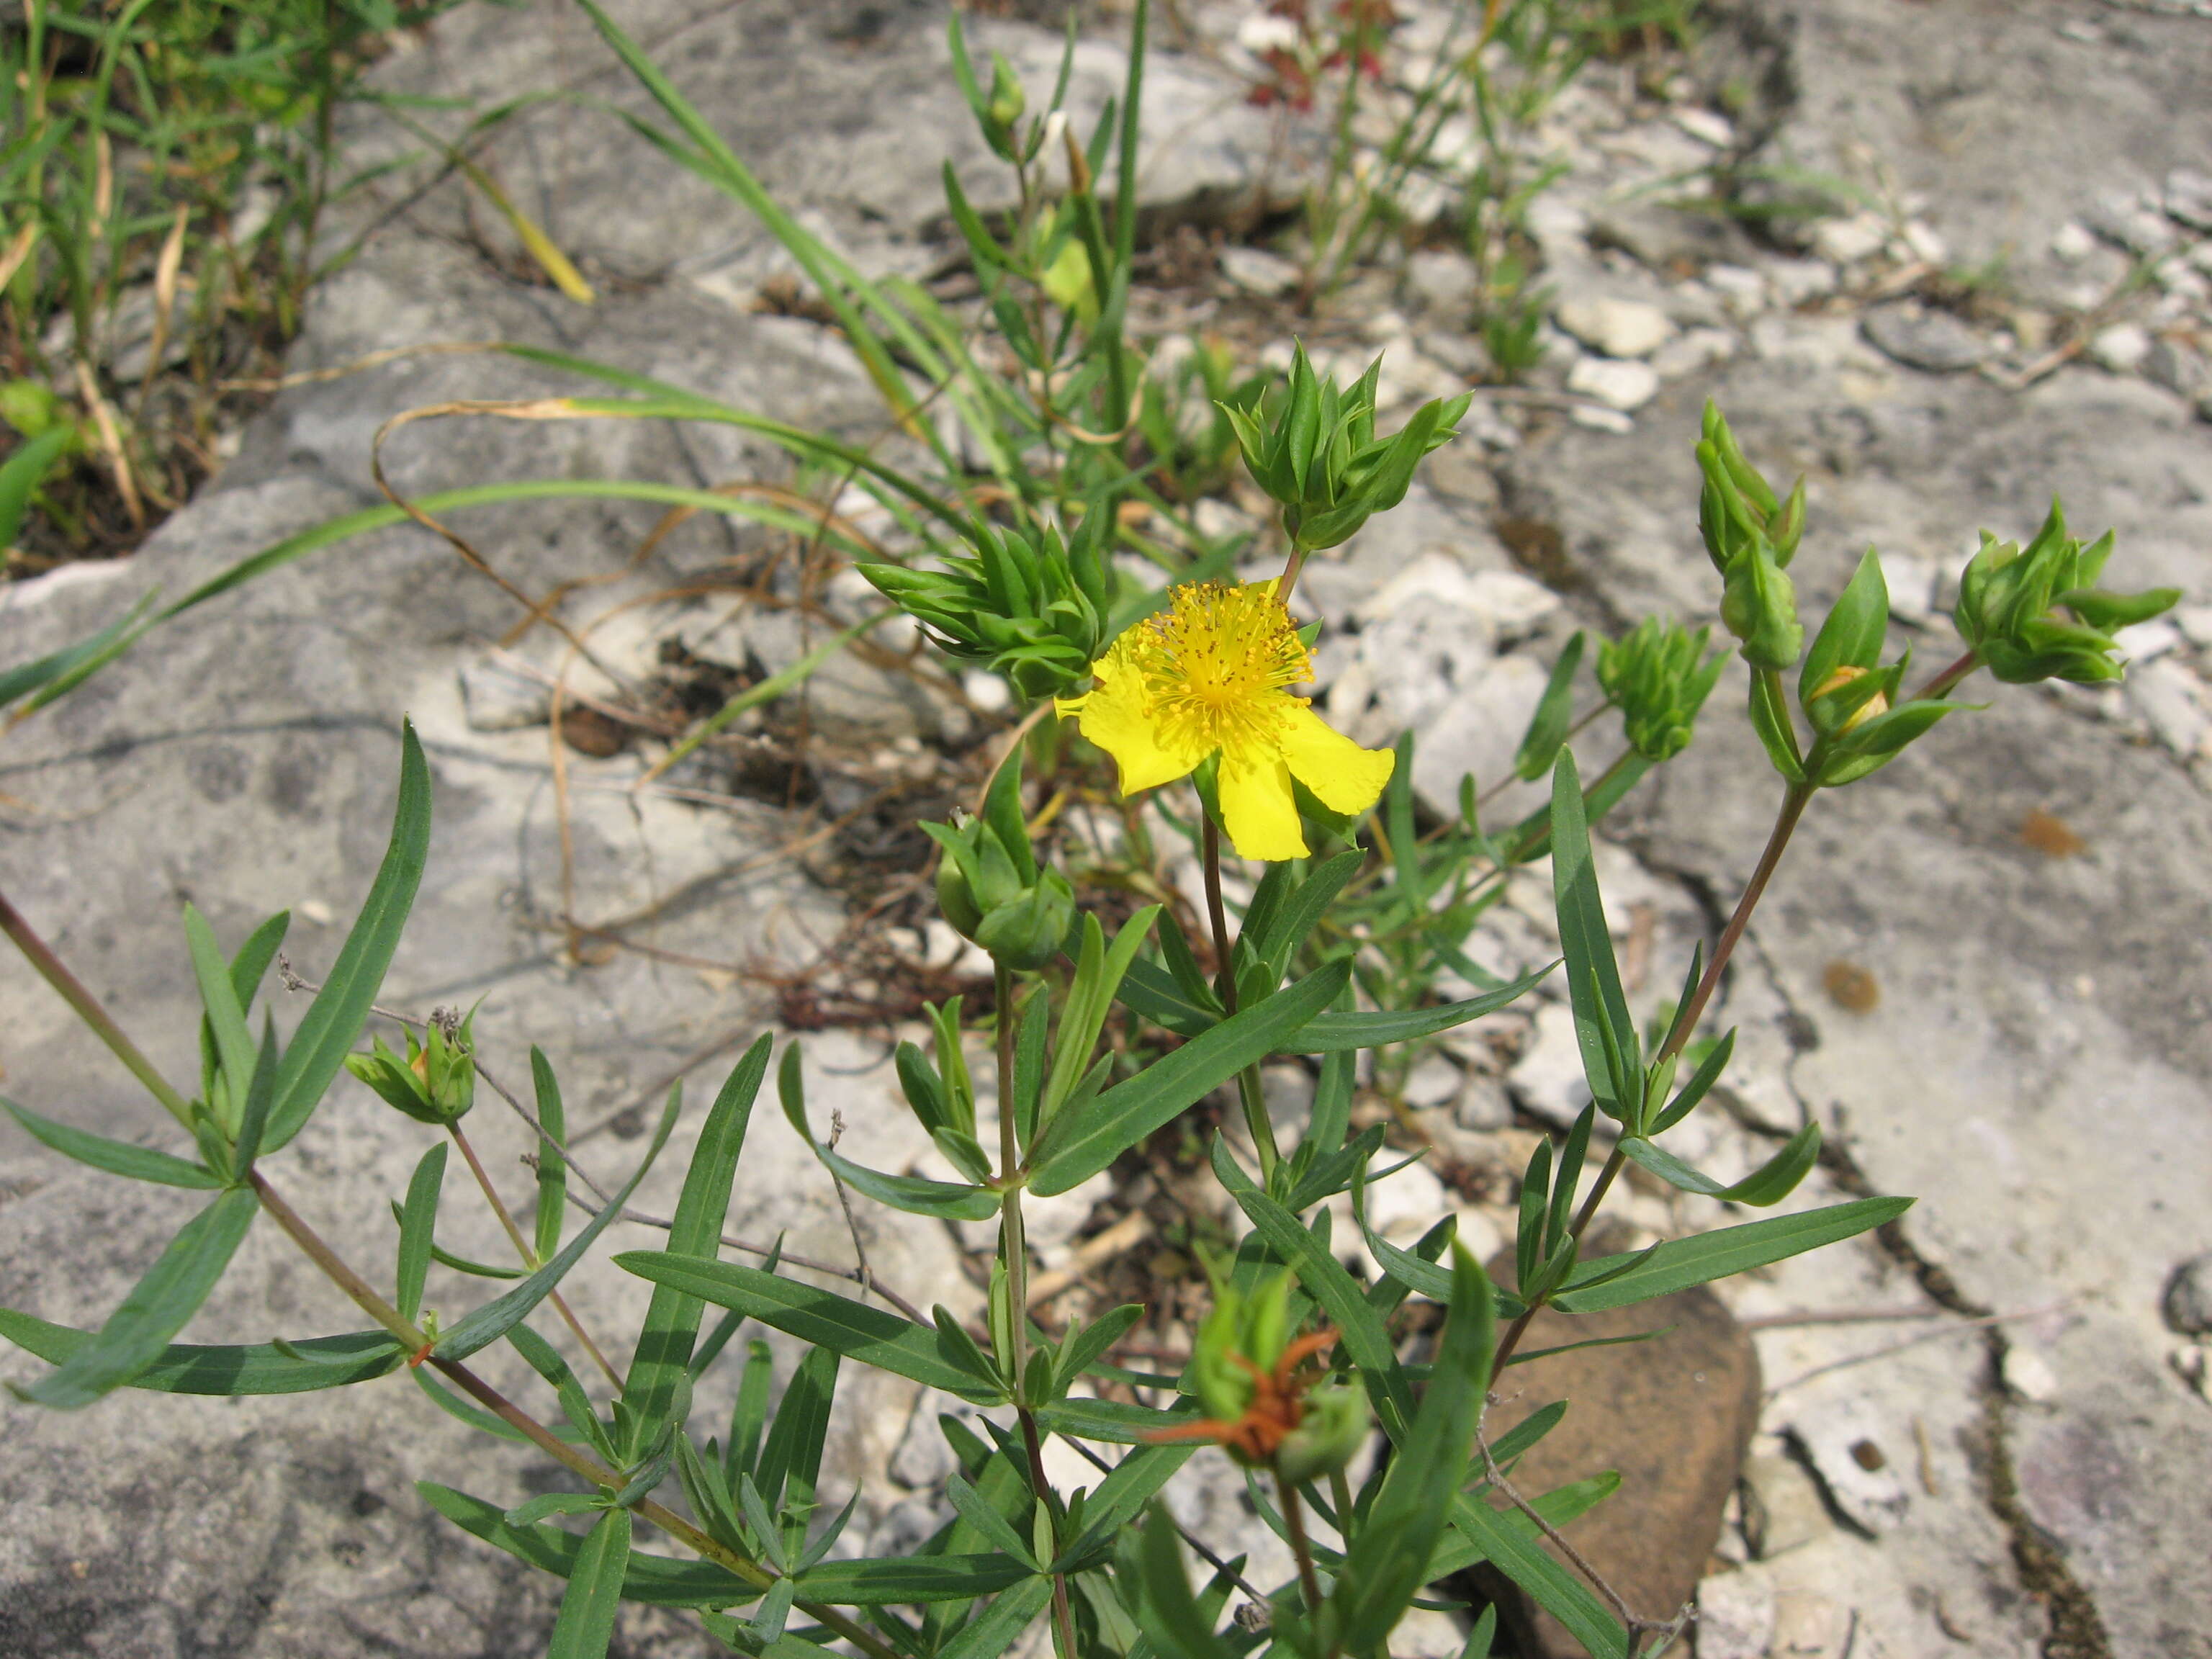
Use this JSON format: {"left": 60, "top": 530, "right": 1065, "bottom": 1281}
{"left": 1915, "top": 647, "right": 1982, "bottom": 703}
{"left": 1277, "top": 1467, "right": 1325, "bottom": 1613}
{"left": 248, "top": 1169, "right": 901, "bottom": 1659}
{"left": 1488, "top": 777, "right": 1817, "bottom": 1373}
{"left": 995, "top": 960, "right": 1078, "bottom": 1659}
{"left": 447, "top": 1122, "right": 622, "bottom": 1388}
{"left": 1202, "top": 815, "right": 1280, "bottom": 1182}
{"left": 1, "top": 886, "right": 193, "bottom": 1128}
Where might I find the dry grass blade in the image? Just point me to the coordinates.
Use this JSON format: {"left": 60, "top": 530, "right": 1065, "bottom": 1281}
{"left": 72, "top": 360, "right": 143, "bottom": 530}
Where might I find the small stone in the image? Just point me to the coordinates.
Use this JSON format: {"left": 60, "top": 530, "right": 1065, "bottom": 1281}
{"left": 2115, "top": 618, "right": 2182, "bottom": 664}
{"left": 1696, "top": 1566, "right": 1776, "bottom": 1659}
{"left": 1389, "top": 1609, "right": 1468, "bottom": 1659}
{"left": 1455, "top": 1074, "right": 1515, "bottom": 1130}
{"left": 1740, "top": 1454, "right": 1835, "bottom": 1558}
{"left": 2128, "top": 657, "right": 2208, "bottom": 758}
{"left": 1403, "top": 248, "right": 1479, "bottom": 316}
{"left": 2086, "top": 191, "right": 2177, "bottom": 257}
{"left": 2003, "top": 1345, "right": 2062, "bottom": 1404}
{"left": 2090, "top": 323, "right": 2154, "bottom": 374}
{"left": 962, "top": 670, "right": 1012, "bottom": 714}
{"left": 1703, "top": 262, "right": 1770, "bottom": 318}
{"left": 1860, "top": 302, "right": 1989, "bottom": 373}
{"left": 2144, "top": 338, "right": 2211, "bottom": 403}
{"left": 1876, "top": 551, "right": 1936, "bottom": 626}
{"left": 1220, "top": 244, "right": 1300, "bottom": 297}
{"left": 1766, "top": 256, "right": 1838, "bottom": 306}
{"left": 2164, "top": 167, "right": 2212, "bottom": 233}
{"left": 457, "top": 655, "right": 551, "bottom": 732}
{"left": 1565, "top": 354, "right": 1661, "bottom": 411}
{"left": 1568, "top": 403, "right": 1636, "bottom": 434}
{"left": 1897, "top": 219, "right": 1947, "bottom": 266}
{"left": 1671, "top": 107, "right": 1735, "bottom": 148}
{"left": 1649, "top": 325, "right": 1737, "bottom": 380}
{"left": 2164, "top": 1253, "right": 2212, "bottom": 1336}
{"left": 1554, "top": 295, "right": 1674, "bottom": 359}
{"left": 1810, "top": 212, "right": 1889, "bottom": 265}
{"left": 2175, "top": 605, "right": 2212, "bottom": 648}
{"left": 2050, "top": 220, "right": 2099, "bottom": 262}
{"left": 1400, "top": 1051, "right": 1465, "bottom": 1110}
{"left": 1478, "top": 1252, "right": 1761, "bottom": 1659}
{"left": 1771, "top": 1591, "right": 1854, "bottom": 1659}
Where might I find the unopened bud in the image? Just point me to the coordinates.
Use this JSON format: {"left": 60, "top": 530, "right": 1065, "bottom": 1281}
{"left": 1276, "top": 1383, "right": 1370, "bottom": 1483}
{"left": 1809, "top": 665, "right": 1889, "bottom": 733}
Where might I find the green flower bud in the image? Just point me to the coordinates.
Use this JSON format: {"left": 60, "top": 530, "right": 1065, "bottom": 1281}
{"left": 1223, "top": 343, "right": 1470, "bottom": 552}
{"left": 1719, "top": 535, "right": 1804, "bottom": 670}
{"left": 1275, "top": 1383, "right": 1370, "bottom": 1484}
{"left": 1952, "top": 502, "right": 2179, "bottom": 685}
{"left": 973, "top": 867, "right": 1075, "bottom": 972}
{"left": 922, "top": 811, "right": 1074, "bottom": 973}
{"left": 1596, "top": 618, "right": 1726, "bottom": 763}
{"left": 986, "top": 53, "right": 1025, "bottom": 132}
{"left": 858, "top": 518, "right": 1111, "bottom": 702}
{"left": 344, "top": 1008, "right": 477, "bottom": 1126}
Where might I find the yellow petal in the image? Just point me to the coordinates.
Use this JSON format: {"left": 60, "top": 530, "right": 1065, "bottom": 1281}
{"left": 1276, "top": 701, "right": 1395, "bottom": 816}
{"left": 1067, "top": 650, "right": 1208, "bottom": 796}
{"left": 1218, "top": 745, "right": 1309, "bottom": 862}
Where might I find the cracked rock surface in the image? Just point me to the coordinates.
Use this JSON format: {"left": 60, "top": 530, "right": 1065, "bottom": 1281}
{"left": 4, "top": 1, "right": 2211, "bottom": 1656}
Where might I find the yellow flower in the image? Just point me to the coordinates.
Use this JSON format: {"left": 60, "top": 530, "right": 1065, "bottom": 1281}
{"left": 1054, "top": 580, "right": 1395, "bottom": 860}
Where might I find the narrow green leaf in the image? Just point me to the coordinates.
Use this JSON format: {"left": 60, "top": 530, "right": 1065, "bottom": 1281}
{"left": 1334, "top": 1245, "right": 1494, "bottom": 1651}
{"left": 613, "top": 1256, "right": 1004, "bottom": 1402}
{"left": 1285, "top": 966, "right": 1550, "bottom": 1053}
{"left": 1136, "top": 1503, "right": 1237, "bottom": 1659}
{"left": 420, "top": 1482, "right": 763, "bottom": 1608}
{"left": 266, "top": 722, "right": 432, "bottom": 1152}
{"left": 436, "top": 1088, "right": 681, "bottom": 1361}
{"left": 945, "top": 1470, "right": 1038, "bottom": 1569}
{"left": 1648, "top": 1026, "right": 1732, "bottom": 1136}
{"left": 396, "top": 1143, "right": 447, "bottom": 1325}
{"left": 1550, "top": 752, "right": 1638, "bottom": 1120}
{"left": 1, "top": 1097, "right": 220, "bottom": 1189}
{"left": 0, "top": 428, "right": 78, "bottom": 551}
{"left": 1033, "top": 1396, "right": 1204, "bottom": 1444}
{"left": 1552, "top": 1196, "right": 1912, "bottom": 1313}
{"left": 184, "top": 904, "right": 256, "bottom": 1131}
{"left": 1028, "top": 959, "right": 1349, "bottom": 1195}
{"left": 1617, "top": 1121, "right": 1820, "bottom": 1208}
{"left": 936, "top": 1575, "right": 1054, "bottom": 1659}
{"left": 1447, "top": 1494, "right": 1627, "bottom": 1658}
{"left": 757, "top": 1344, "right": 840, "bottom": 1521}
{"left": 226, "top": 912, "right": 291, "bottom": 1020}
{"left": 17, "top": 1185, "right": 259, "bottom": 1409}
{"left": 530, "top": 1046, "right": 567, "bottom": 1264}
{"left": 781, "top": 1044, "right": 997, "bottom": 1221}
{"left": 1515, "top": 631, "right": 1586, "bottom": 781}
{"left": 0, "top": 588, "right": 159, "bottom": 715}
{"left": 0, "top": 1310, "right": 402, "bottom": 1395}
{"left": 619, "top": 1035, "right": 773, "bottom": 1451}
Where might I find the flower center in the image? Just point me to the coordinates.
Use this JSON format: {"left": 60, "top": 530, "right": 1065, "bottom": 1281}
{"left": 1129, "top": 582, "right": 1313, "bottom": 754}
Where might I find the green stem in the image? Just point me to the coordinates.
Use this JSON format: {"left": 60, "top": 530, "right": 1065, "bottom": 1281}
{"left": 1202, "top": 815, "right": 1280, "bottom": 1182}
{"left": 1489, "top": 776, "right": 1817, "bottom": 1374}
{"left": 1, "top": 885, "right": 192, "bottom": 1128}
{"left": 1277, "top": 1467, "right": 1324, "bottom": 1614}
{"left": 248, "top": 1169, "right": 901, "bottom": 1659}
{"left": 1916, "top": 647, "right": 1982, "bottom": 703}
{"left": 995, "top": 960, "right": 1077, "bottom": 1659}
{"left": 447, "top": 1122, "right": 623, "bottom": 1389}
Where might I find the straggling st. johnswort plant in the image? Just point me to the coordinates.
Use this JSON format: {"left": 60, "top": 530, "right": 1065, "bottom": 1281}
{"left": 0, "top": 6, "right": 2181, "bottom": 1659}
